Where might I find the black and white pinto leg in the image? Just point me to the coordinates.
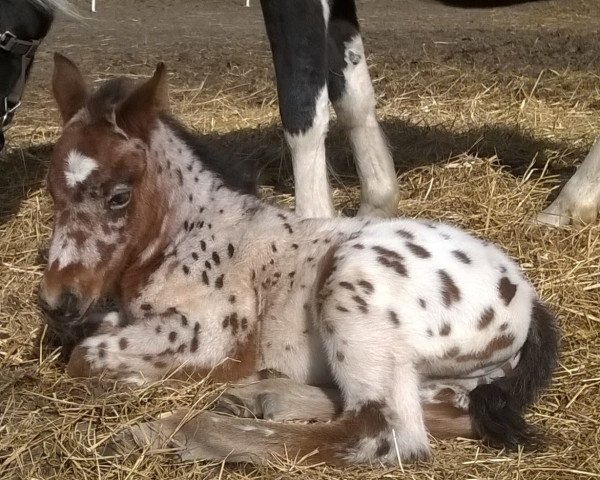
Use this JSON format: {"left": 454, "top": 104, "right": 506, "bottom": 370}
{"left": 536, "top": 137, "right": 600, "bottom": 226}
{"left": 261, "top": 0, "right": 334, "bottom": 218}
{"left": 261, "top": 0, "right": 399, "bottom": 218}
{"left": 327, "top": 0, "right": 399, "bottom": 217}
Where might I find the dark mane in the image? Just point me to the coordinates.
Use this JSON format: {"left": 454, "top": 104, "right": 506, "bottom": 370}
{"left": 160, "top": 114, "right": 256, "bottom": 196}
{"left": 86, "top": 77, "right": 136, "bottom": 122}
{"left": 84, "top": 77, "right": 256, "bottom": 195}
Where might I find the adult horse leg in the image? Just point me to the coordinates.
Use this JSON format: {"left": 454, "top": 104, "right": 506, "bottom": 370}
{"left": 536, "top": 137, "right": 600, "bottom": 226}
{"left": 260, "top": 0, "right": 334, "bottom": 218}
{"left": 328, "top": 0, "right": 399, "bottom": 218}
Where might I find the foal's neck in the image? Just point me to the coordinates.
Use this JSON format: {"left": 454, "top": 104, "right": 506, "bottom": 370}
{"left": 138, "top": 119, "right": 259, "bottom": 262}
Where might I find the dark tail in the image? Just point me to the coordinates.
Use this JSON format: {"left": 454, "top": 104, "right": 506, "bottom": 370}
{"left": 468, "top": 300, "right": 560, "bottom": 448}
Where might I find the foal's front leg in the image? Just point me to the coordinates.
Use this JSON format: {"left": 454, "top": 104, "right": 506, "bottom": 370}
{"left": 67, "top": 310, "right": 204, "bottom": 383}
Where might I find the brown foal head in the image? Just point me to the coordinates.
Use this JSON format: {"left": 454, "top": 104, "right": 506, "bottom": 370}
{"left": 39, "top": 54, "right": 169, "bottom": 323}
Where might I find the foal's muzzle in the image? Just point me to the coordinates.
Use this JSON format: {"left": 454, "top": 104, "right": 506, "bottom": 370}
{"left": 38, "top": 289, "right": 103, "bottom": 360}
{"left": 38, "top": 290, "right": 83, "bottom": 321}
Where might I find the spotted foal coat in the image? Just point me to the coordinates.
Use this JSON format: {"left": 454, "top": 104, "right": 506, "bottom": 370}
{"left": 40, "top": 55, "right": 560, "bottom": 465}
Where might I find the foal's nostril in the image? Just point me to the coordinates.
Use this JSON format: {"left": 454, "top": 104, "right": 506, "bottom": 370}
{"left": 41, "top": 291, "right": 81, "bottom": 319}
{"left": 59, "top": 292, "right": 80, "bottom": 317}
{"left": 38, "top": 277, "right": 84, "bottom": 320}
{"left": 38, "top": 292, "right": 51, "bottom": 311}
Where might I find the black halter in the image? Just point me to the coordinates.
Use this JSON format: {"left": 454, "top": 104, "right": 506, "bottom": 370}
{"left": 0, "top": 30, "right": 41, "bottom": 149}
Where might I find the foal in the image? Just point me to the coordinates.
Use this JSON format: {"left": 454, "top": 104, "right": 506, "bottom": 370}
{"left": 40, "top": 54, "right": 560, "bottom": 465}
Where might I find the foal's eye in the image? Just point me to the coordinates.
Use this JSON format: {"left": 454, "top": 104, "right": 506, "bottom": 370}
{"left": 107, "top": 187, "right": 132, "bottom": 210}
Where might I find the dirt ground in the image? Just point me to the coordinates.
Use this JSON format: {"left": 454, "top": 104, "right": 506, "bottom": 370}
{"left": 1, "top": 0, "right": 599, "bottom": 479}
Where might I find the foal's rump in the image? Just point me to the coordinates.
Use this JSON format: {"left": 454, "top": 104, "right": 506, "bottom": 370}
{"left": 314, "top": 216, "right": 559, "bottom": 449}
{"left": 329, "top": 217, "right": 536, "bottom": 363}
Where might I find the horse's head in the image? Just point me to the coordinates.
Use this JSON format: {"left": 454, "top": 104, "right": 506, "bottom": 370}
{"left": 39, "top": 54, "right": 169, "bottom": 322}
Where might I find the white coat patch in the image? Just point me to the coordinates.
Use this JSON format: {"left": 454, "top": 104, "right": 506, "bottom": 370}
{"left": 65, "top": 150, "right": 98, "bottom": 187}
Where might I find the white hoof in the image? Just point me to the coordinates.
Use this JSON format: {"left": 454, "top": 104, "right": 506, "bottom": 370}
{"left": 535, "top": 137, "right": 600, "bottom": 227}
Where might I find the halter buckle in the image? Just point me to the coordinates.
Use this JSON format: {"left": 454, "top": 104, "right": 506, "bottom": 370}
{"left": 0, "top": 31, "right": 39, "bottom": 57}
{"left": 0, "top": 31, "right": 17, "bottom": 51}
{"left": 1, "top": 97, "right": 21, "bottom": 130}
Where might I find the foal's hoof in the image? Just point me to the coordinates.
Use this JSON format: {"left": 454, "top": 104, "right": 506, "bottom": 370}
{"left": 213, "top": 392, "right": 262, "bottom": 418}
{"left": 101, "top": 421, "right": 173, "bottom": 458}
{"left": 388, "top": 442, "right": 431, "bottom": 465}
{"left": 382, "top": 430, "right": 431, "bottom": 464}
{"left": 213, "top": 389, "right": 291, "bottom": 422}
{"left": 404, "top": 444, "right": 432, "bottom": 463}
{"left": 101, "top": 429, "right": 141, "bottom": 457}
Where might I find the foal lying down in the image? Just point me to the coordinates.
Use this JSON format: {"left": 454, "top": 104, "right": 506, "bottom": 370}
{"left": 40, "top": 54, "right": 560, "bottom": 465}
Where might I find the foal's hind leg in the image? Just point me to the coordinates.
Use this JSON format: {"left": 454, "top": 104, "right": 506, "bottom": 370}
{"left": 216, "top": 377, "right": 473, "bottom": 437}
{"left": 317, "top": 264, "right": 430, "bottom": 461}
{"left": 261, "top": 0, "right": 334, "bottom": 218}
{"left": 214, "top": 377, "right": 343, "bottom": 422}
{"left": 328, "top": 0, "right": 399, "bottom": 218}
{"left": 109, "top": 327, "right": 430, "bottom": 464}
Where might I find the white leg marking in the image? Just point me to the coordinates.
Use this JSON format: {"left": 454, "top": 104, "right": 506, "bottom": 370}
{"left": 388, "top": 364, "right": 430, "bottom": 459}
{"left": 285, "top": 87, "right": 335, "bottom": 218}
{"left": 536, "top": 136, "right": 600, "bottom": 226}
{"left": 334, "top": 35, "right": 399, "bottom": 218}
{"left": 64, "top": 150, "right": 98, "bottom": 187}
{"left": 321, "top": 278, "right": 429, "bottom": 461}
{"left": 320, "top": 0, "right": 330, "bottom": 24}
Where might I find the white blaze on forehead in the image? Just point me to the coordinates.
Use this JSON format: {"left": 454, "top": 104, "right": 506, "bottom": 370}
{"left": 64, "top": 150, "right": 98, "bottom": 187}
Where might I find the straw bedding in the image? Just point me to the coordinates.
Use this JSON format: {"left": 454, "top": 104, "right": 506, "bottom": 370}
{"left": 1, "top": 0, "right": 599, "bottom": 478}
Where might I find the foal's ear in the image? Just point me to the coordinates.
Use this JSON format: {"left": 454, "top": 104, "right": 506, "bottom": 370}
{"left": 116, "top": 63, "right": 169, "bottom": 140}
{"left": 52, "top": 53, "right": 88, "bottom": 124}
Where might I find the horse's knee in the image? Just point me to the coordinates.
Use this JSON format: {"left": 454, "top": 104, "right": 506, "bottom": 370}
{"left": 329, "top": 34, "right": 377, "bottom": 126}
